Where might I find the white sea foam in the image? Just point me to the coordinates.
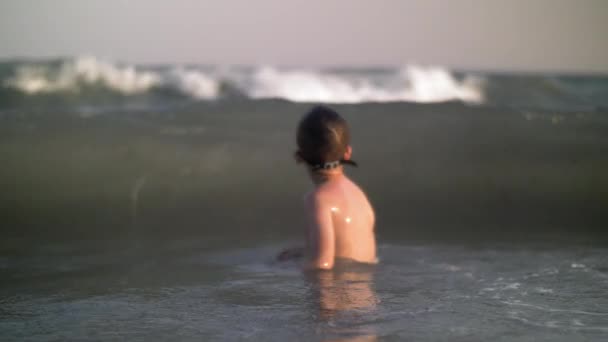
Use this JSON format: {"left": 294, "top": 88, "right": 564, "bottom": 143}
{"left": 502, "top": 300, "right": 608, "bottom": 316}
{"left": 71, "top": 57, "right": 161, "bottom": 94}
{"left": 245, "top": 65, "right": 484, "bottom": 104}
{"left": 3, "top": 56, "right": 485, "bottom": 104}
{"left": 168, "top": 68, "right": 220, "bottom": 99}
{"left": 534, "top": 287, "right": 554, "bottom": 294}
{"left": 4, "top": 65, "right": 65, "bottom": 93}
{"left": 4, "top": 56, "right": 162, "bottom": 94}
{"left": 3, "top": 56, "right": 224, "bottom": 99}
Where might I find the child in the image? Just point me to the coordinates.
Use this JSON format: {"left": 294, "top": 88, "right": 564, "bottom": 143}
{"left": 278, "top": 105, "right": 377, "bottom": 270}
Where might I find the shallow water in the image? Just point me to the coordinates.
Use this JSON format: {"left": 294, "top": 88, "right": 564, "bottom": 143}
{"left": 1, "top": 239, "right": 607, "bottom": 341}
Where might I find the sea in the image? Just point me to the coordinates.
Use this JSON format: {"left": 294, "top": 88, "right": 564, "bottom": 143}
{"left": 1, "top": 56, "right": 607, "bottom": 341}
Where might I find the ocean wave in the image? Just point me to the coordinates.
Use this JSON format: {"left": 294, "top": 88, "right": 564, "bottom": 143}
{"left": 1, "top": 56, "right": 484, "bottom": 104}
{"left": 3, "top": 56, "right": 608, "bottom": 111}
{"left": 166, "top": 68, "right": 220, "bottom": 100}
{"left": 245, "top": 66, "right": 484, "bottom": 103}
{"left": 2, "top": 56, "right": 222, "bottom": 100}
{"left": 4, "top": 56, "right": 162, "bottom": 94}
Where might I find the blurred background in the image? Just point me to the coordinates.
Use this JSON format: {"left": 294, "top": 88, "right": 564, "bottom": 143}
{"left": 1, "top": 1, "right": 608, "bottom": 341}
{"left": 1, "top": 0, "right": 607, "bottom": 242}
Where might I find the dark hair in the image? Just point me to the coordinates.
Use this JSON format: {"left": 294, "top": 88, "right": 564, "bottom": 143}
{"left": 296, "top": 105, "right": 352, "bottom": 167}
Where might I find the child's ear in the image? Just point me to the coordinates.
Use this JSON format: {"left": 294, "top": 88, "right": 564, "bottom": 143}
{"left": 343, "top": 146, "right": 353, "bottom": 160}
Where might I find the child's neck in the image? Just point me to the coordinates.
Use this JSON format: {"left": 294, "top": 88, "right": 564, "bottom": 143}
{"left": 310, "top": 167, "right": 345, "bottom": 186}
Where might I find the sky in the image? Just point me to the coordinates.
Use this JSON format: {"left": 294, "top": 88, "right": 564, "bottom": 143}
{"left": 1, "top": 0, "right": 607, "bottom": 73}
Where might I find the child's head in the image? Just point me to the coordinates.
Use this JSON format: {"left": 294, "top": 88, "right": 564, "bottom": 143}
{"left": 296, "top": 105, "right": 356, "bottom": 171}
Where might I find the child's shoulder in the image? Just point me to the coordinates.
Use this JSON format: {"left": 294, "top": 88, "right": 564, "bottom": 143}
{"left": 306, "top": 177, "right": 362, "bottom": 203}
{"left": 303, "top": 187, "right": 330, "bottom": 207}
{"left": 303, "top": 183, "right": 343, "bottom": 211}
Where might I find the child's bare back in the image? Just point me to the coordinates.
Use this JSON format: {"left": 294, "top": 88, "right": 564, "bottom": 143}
{"left": 305, "top": 174, "right": 376, "bottom": 268}
{"left": 278, "top": 105, "right": 377, "bottom": 270}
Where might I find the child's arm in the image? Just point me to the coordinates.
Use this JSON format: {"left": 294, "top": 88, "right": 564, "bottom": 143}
{"left": 303, "top": 193, "right": 335, "bottom": 270}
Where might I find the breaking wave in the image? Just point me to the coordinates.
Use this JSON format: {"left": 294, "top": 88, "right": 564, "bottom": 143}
{"left": 5, "top": 56, "right": 162, "bottom": 95}
{"left": 247, "top": 66, "right": 484, "bottom": 103}
{"left": 2, "top": 57, "right": 220, "bottom": 100}
{"left": 2, "top": 56, "right": 607, "bottom": 111}
{"left": 1, "top": 56, "right": 484, "bottom": 104}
